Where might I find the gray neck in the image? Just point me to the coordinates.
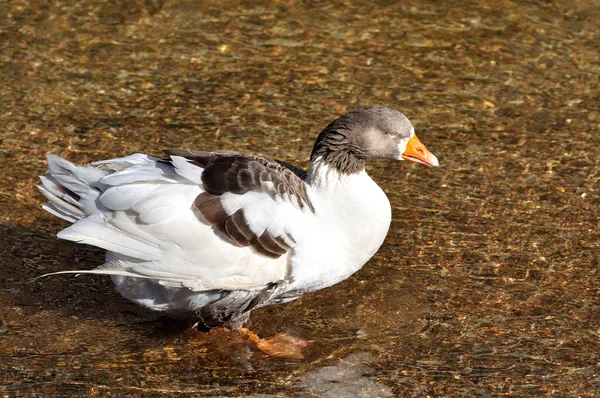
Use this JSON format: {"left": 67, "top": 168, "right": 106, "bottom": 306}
{"left": 309, "top": 128, "right": 366, "bottom": 175}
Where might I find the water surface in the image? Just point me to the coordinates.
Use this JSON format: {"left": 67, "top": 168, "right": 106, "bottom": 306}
{"left": 1, "top": 0, "right": 599, "bottom": 396}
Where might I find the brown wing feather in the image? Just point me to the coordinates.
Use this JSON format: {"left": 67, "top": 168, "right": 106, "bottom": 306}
{"left": 164, "top": 149, "right": 311, "bottom": 259}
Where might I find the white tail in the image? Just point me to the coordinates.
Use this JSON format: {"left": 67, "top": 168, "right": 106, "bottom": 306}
{"left": 37, "top": 154, "right": 108, "bottom": 222}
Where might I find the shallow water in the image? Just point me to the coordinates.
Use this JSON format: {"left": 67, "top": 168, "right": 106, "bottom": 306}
{"left": 1, "top": 0, "right": 599, "bottom": 396}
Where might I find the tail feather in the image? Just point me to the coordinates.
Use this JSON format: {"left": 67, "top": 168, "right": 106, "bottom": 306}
{"left": 38, "top": 174, "right": 86, "bottom": 222}
{"left": 57, "top": 215, "right": 162, "bottom": 260}
{"left": 41, "top": 203, "right": 80, "bottom": 223}
{"left": 38, "top": 154, "right": 108, "bottom": 222}
{"left": 39, "top": 153, "right": 183, "bottom": 262}
{"left": 46, "top": 154, "right": 106, "bottom": 196}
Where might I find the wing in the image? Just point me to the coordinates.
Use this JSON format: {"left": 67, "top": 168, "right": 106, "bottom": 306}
{"left": 163, "top": 149, "right": 314, "bottom": 259}
{"left": 45, "top": 151, "right": 315, "bottom": 292}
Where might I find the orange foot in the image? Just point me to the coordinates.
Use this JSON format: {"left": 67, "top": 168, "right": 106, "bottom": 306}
{"left": 238, "top": 327, "right": 310, "bottom": 359}
{"left": 180, "top": 327, "right": 309, "bottom": 359}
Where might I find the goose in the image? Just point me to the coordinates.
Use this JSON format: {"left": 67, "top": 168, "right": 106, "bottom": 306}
{"left": 38, "top": 106, "right": 438, "bottom": 354}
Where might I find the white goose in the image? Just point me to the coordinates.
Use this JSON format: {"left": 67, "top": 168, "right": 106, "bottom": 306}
{"left": 38, "top": 106, "right": 438, "bottom": 331}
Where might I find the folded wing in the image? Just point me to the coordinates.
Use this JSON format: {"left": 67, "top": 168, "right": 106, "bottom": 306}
{"left": 164, "top": 149, "right": 314, "bottom": 259}
{"left": 42, "top": 150, "right": 315, "bottom": 291}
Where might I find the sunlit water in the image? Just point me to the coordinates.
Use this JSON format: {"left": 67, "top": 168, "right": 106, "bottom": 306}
{"left": 1, "top": 0, "right": 599, "bottom": 396}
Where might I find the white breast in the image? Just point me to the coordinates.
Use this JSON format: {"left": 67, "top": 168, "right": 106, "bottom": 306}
{"left": 287, "top": 159, "right": 392, "bottom": 292}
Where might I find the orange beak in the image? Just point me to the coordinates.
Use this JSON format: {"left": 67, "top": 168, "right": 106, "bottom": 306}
{"left": 401, "top": 134, "right": 439, "bottom": 167}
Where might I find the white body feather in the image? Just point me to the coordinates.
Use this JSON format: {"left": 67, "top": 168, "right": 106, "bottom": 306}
{"left": 39, "top": 154, "right": 392, "bottom": 314}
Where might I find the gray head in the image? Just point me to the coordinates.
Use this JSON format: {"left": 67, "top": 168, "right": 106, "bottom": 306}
{"left": 310, "top": 106, "right": 439, "bottom": 174}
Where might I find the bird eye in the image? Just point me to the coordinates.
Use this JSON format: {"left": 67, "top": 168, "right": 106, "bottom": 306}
{"left": 387, "top": 131, "right": 398, "bottom": 138}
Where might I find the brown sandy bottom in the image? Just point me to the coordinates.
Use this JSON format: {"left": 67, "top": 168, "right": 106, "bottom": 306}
{"left": 1, "top": 0, "right": 599, "bottom": 396}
